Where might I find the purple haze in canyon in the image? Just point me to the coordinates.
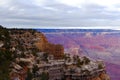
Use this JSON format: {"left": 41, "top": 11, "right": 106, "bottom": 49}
{"left": 37, "top": 29, "right": 120, "bottom": 80}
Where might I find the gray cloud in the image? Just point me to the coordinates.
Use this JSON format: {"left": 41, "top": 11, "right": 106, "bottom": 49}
{"left": 0, "top": 0, "right": 120, "bottom": 28}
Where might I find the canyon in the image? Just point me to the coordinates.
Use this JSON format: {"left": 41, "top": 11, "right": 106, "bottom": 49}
{"left": 38, "top": 29, "right": 120, "bottom": 80}
{"left": 0, "top": 26, "right": 111, "bottom": 80}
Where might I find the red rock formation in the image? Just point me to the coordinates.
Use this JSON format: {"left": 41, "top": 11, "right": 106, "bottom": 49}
{"left": 99, "top": 73, "right": 110, "bottom": 80}
{"left": 90, "top": 72, "right": 110, "bottom": 80}
{"left": 35, "top": 32, "right": 64, "bottom": 59}
{"left": 91, "top": 77, "right": 101, "bottom": 80}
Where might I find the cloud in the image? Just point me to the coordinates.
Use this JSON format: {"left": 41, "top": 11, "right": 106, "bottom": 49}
{"left": 0, "top": 0, "right": 120, "bottom": 28}
{"left": 57, "top": 0, "right": 84, "bottom": 8}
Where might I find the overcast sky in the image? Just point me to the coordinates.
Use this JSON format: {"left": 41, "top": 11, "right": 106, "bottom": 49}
{"left": 1, "top": 0, "right": 120, "bottom": 29}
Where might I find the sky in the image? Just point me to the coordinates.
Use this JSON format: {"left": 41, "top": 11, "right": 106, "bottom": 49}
{"left": 1, "top": 0, "right": 120, "bottom": 29}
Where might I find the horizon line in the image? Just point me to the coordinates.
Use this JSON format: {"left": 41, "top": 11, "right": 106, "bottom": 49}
{"left": 34, "top": 26, "right": 120, "bottom": 30}
{"left": 4, "top": 26, "right": 120, "bottom": 30}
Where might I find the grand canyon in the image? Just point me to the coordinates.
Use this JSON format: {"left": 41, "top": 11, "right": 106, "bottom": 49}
{"left": 0, "top": 26, "right": 111, "bottom": 80}
{"left": 38, "top": 29, "right": 120, "bottom": 80}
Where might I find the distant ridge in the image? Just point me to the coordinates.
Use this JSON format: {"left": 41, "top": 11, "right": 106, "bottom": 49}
{"left": 36, "top": 29, "right": 120, "bottom": 33}
{"left": 33, "top": 26, "right": 120, "bottom": 29}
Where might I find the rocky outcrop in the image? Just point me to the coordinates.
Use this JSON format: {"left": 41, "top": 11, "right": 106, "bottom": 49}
{"left": 91, "top": 72, "right": 110, "bottom": 80}
{"left": 99, "top": 72, "right": 110, "bottom": 80}
{"left": 9, "top": 28, "right": 64, "bottom": 59}
{"left": 36, "top": 41, "right": 64, "bottom": 59}
{"left": 0, "top": 26, "right": 64, "bottom": 79}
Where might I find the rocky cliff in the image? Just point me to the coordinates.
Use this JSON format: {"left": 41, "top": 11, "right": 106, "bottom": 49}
{"left": 0, "top": 25, "right": 12, "bottom": 80}
{"left": 9, "top": 28, "right": 64, "bottom": 59}
{"left": 91, "top": 72, "right": 110, "bottom": 80}
{"left": 0, "top": 26, "right": 110, "bottom": 80}
{"left": 34, "top": 32, "right": 64, "bottom": 59}
{"left": 0, "top": 25, "right": 64, "bottom": 79}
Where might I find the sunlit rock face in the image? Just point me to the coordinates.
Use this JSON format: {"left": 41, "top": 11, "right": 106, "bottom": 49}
{"left": 34, "top": 32, "right": 64, "bottom": 59}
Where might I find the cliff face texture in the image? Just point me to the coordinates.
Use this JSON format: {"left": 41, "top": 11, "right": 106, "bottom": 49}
{"left": 34, "top": 32, "right": 64, "bottom": 59}
{"left": 0, "top": 26, "right": 64, "bottom": 79}
{"left": 0, "top": 26, "right": 12, "bottom": 80}
{"left": 9, "top": 29, "right": 64, "bottom": 59}
{"left": 91, "top": 72, "right": 110, "bottom": 80}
